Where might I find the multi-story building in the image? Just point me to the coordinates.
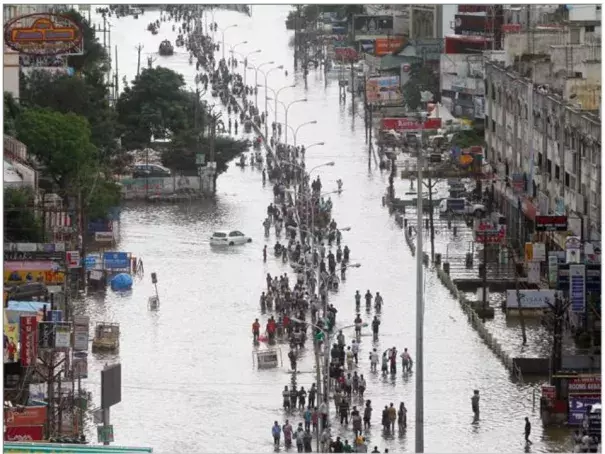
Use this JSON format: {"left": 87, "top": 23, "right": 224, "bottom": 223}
{"left": 484, "top": 24, "right": 601, "bottom": 244}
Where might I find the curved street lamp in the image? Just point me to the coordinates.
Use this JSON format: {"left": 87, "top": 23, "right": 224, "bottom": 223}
{"left": 292, "top": 120, "right": 317, "bottom": 148}
{"left": 234, "top": 49, "right": 261, "bottom": 85}
{"left": 259, "top": 84, "right": 294, "bottom": 127}
{"left": 218, "top": 23, "right": 237, "bottom": 60}
{"left": 248, "top": 60, "right": 274, "bottom": 106}
{"left": 257, "top": 65, "right": 284, "bottom": 138}
{"left": 284, "top": 98, "right": 308, "bottom": 145}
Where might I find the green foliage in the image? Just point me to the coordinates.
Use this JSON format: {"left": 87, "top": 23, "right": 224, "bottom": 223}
{"left": 20, "top": 71, "right": 118, "bottom": 158}
{"left": 61, "top": 9, "right": 109, "bottom": 72}
{"left": 403, "top": 64, "right": 440, "bottom": 111}
{"left": 451, "top": 130, "right": 485, "bottom": 149}
{"left": 86, "top": 179, "right": 122, "bottom": 220}
{"left": 162, "top": 129, "right": 249, "bottom": 175}
{"left": 4, "top": 187, "right": 43, "bottom": 242}
{"left": 4, "top": 91, "right": 20, "bottom": 136}
{"left": 116, "top": 66, "right": 190, "bottom": 149}
{"left": 16, "top": 108, "right": 97, "bottom": 191}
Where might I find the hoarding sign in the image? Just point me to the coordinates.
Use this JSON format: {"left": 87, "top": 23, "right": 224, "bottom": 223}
{"left": 4, "top": 425, "right": 45, "bottom": 442}
{"left": 569, "top": 376, "right": 601, "bottom": 394}
{"left": 73, "top": 354, "right": 88, "bottom": 379}
{"left": 557, "top": 263, "right": 600, "bottom": 292}
{"left": 95, "top": 232, "right": 114, "bottom": 242}
{"left": 548, "top": 254, "right": 559, "bottom": 286}
{"left": 541, "top": 385, "right": 556, "bottom": 400}
{"left": 4, "top": 318, "right": 20, "bottom": 363}
{"left": 569, "top": 264, "right": 586, "bottom": 313}
{"left": 505, "top": 289, "right": 560, "bottom": 309}
{"left": 353, "top": 15, "right": 394, "bottom": 35}
{"left": 103, "top": 252, "right": 129, "bottom": 269}
{"left": 334, "top": 46, "right": 358, "bottom": 61}
{"left": 381, "top": 117, "right": 442, "bottom": 131}
{"left": 54, "top": 324, "right": 71, "bottom": 348}
{"left": 527, "top": 261, "right": 541, "bottom": 284}
{"left": 101, "top": 363, "right": 122, "bottom": 409}
{"left": 458, "top": 5, "right": 490, "bottom": 13}
{"left": 73, "top": 315, "right": 90, "bottom": 351}
{"left": 568, "top": 396, "right": 601, "bottom": 425}
{"left": 535, "top": 215, "right": 568, "bottom": 232}
{"left": 20, "top": 315, "right": 38, "bottom": 367}
{"left": 565, "top": 236, "right": 582, "bottom": 263}
{"left": 66, "top": 250, "right": 81, "bottom": 268}
{"left": 366, "top": 76, "right": 402, "bottom": 104}
{"left": 374, "top": 37, "right": 406, "bottom": 56}
{"left": 5, "top": 406, "right": 47, "bottom": 427}
{"left": 502, "top": 23, "right": 522, "bottom": 33}
{"left": 4, "top": 13, "right": 83, "bottom": 56}
{"left": 454, "top": 14, "right": 494, "bottom": 36}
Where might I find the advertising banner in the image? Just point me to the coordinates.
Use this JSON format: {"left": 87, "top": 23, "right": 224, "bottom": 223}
{"left": 548, "top": 254, "right": 559, "bottom": 286}
{"left": 557, "top": 264, "right": 600, "bottom": 292}
{"left": 4, "top": 425, "right": 45, "bottom": 442}
{"left": 4, "top": 316, "right": 19, "bottom": 363}
{"left": 569, "top": 264, "right": 586, "bottom": 313}
{"left": 454, "top": 14, "right": 494, "bottom": 36}
{"left": 4, "top": 242, "right": 65, "bottom": 261}
{"left": 366, "top": 76, "right": 402, "bottom": 104}
{"left": 353, "top": 15, "right": 394, "bottom": 35}
{"left": 568, "top": 396, "right": 600, "bottom": 425}
{"left": 20, "top": 315, "right": 38, "bottom": 367}
{"left": 5, "top": 406, "right": 47, "bottom": 427}
{"left": 73, "top": 315, "right": 90, "bottom": 351}
{"left": 535, "top": 215, "right": 568, "bottom": 231}
{"left": 103, "top": 252, "right": 129, "bottom": 269}
{"left": 458, "top": 5, "right": 490, "bottom": 13}
{"left": 4, "top": 269, "right": 65, "bottom": 285}
{"left": 66, "top": 250, "right": 81, "bottom": 268}
{"left": 73, "top": 354, "right": 88, "bottom": 379}
{"left": 334, "top": 46, "right": 358, "bottom": 61}
{"left": 381, "top": 117, "right": 442, "bottom": 131}
{"left": 569, "top": 376, "right": 601, "bottom": 394}
{"left": 374, "top": 37, "right": 406, "bottom": 56}
{"left": 527, "top": 261, "right": 541, "bottom": 284}
{"left": 505, "top": 289, "right": 560, "bottom": 309}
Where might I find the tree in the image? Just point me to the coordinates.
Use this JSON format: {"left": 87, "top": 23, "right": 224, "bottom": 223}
{"left": 16, "top": 108, "right": 97, "bottom": 192}
{"left": 4, "top": 91, "right": 20, "bottom": 136}
{"left": 61, "top": 9, "right": 109, "bottom": 73}
{"left": 4, "top": 187, "right": 43, "bottom": 242}
{"left": 451, "top": 130, "right": 485, "bottom": 149}
{"left": 20, "top": 71, "right": 118, "bottom": 158}
{"left": 403, "top": 64, "right": 440, "bottom": 111}
{"left": 116, "top": 66, "right": 191, "bottom": 149}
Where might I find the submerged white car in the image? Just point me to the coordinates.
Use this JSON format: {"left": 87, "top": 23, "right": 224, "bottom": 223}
{"left": 210, "top": 230, "right": 252, "bottom": 246}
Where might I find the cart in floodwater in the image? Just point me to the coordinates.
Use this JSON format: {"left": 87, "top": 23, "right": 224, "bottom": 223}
{"left": 92, "top": 322, "right": 120, "bottom": 352}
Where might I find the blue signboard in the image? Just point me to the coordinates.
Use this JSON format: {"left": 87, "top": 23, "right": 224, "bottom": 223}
{"left": 49, "top": 310, "right": 63, "bottom": 322}
{"left": 569, "top": 264, "right": 586, "bottom": 313}
{"left": 103, "top": 252, "right": 129, "bottom": 269}
{"left": 84, "top": 255, "right": 96, "bottom": 270}
{"left": 568, "top": 396, "right": 600, "bottom": 425}
{"left": 557, "top": 264, "right": 601, "bottom": 292}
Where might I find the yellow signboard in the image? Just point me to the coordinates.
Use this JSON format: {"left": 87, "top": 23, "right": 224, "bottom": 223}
{"left": 4, "top": 269, "right": 65, "bottom": 285}
{"left": 4, "top": 310, "right": 19, "bottom": 363}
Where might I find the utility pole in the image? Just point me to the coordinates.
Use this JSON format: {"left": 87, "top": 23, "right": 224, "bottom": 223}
{"left": 509, "top": 243, "right": 528, "bottom": 345}
{"left": 135, "top": 44, "right": 144, "bottom": 77}
{"left": 350, "top": 61, "right": 355, "bottom": 108}
{"left": 415, "top": 120, "right": 425, "bottom": 453}
{"left": 423, "top": 175, "right": 437, "bottom": 262}
{"left": 368, "top": 106, "right": 373, "bottom": 170}
{"left": 114, "top": 46, "right": 119, "bottom": 100}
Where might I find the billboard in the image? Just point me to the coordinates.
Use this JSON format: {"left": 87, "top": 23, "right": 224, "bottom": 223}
{"left": 334, "top": 46, "right": 358, "bottom": 62}
{"left": 4, "top": 13, "right": 84, "bottom": 56}
{"left": 103, "top": 252, "right": 129, "bottom": 269}
{"left": 569, "top": 376, "right": 601, "bottom": 394}
{"left": 569, "top": 264, "right": 586, "bottom": 313}
{"left": 4, "top": 425, "right": 45, "bottom": 442}
{"left": 374, "top": 37, "right": 406, "bottom": 56}
{"left": 20, "top": 315, "right": 38, "bottom": 367}
{"left": 381, "top": 117, "right": 442, "bottom": 131}
{"left": 458, "top": 5, "right": 490, "bottom": 13}
{"left": 505, "top": 289, "right": 561, "bottom": 309}
{"left": 4, "top": 317, "right": 19, "bottom": 363}
{"left": 568, "top": 396, "right": 600, "bottom": 425}
{"left": 101, "top": 363, "right": 122, "bottom": 409}
{"left": 535, "top": 215, "right": 568, "bottom": 232}
{"left": 365, "top": 76, "right": 402, "bottom": 104}
{"left": 353, "top": 15, "right": 394, "bottom": 35}
{"left": 4, "top": 242, "right": 66, "bottom": 262}
{"left": 454, "top": 14, "right": 493, "bottom": 36}
{"left": 5, "top": 406, "right": 47, "bottom": 427}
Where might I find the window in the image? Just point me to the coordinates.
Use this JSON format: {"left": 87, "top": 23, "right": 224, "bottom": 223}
{"left": 555, "top": 165, "right": 560, "bottom": 180}
{"left": 565, "top": 172, "right": 570, "bottom": 188}
{"left": 491, "top": 120, "right": 496, "bottom": 133}
{"left": 585, "top": 25, "right": 595, "bottom": 32}
{"left": 537, "top": 152, "right": 543, "bottom": 168}
{"left": 547, "top": 159, "right": 552, "bottom": 176}
{"left": 213, "top": 232, "right": 227, "bottom": 238}
{"left": 491, "top": 83, "right": 496, "bottom": 100}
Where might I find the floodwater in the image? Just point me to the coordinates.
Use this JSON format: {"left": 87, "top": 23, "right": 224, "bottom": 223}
{"left": 80, "top": 6, "right": 571, "bottom": 453}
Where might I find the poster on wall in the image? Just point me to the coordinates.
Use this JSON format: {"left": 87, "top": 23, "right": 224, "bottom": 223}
{"left": 365, "top": 76, "right": 403, "bottom": 104}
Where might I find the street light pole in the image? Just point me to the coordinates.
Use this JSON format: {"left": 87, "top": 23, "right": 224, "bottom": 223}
{"left": 415, "top": 114, "right": 426, "bottom": 453}
{"left": 236, "top": 49, "right": 261, "bottom": 87}
{"left": 284, "top": 98, "right": 308, "bottom": 145}
{"left": 261, "top": 65, "right": 283, "bottom": 139}
{"left": 220, "top": 24, "right": 237, "bottom": 60}
{"left": 293, "top": 120, "right": 317, "bottom": 148}
{"left": 248, "top": 60, "right": 274, "bottom": 107}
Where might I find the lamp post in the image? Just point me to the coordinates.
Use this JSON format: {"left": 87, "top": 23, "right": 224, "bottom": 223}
{"left": 228, "top": 40, "right": 248, "bottom": 65}
{"left": 248, "top": 60, "right": 274, "bottom": 106}
{"left": 284, "top": 98, "right": 308, "bottom": 145}
{"left": 219, "top": 24, "right": 237, "bottom": 60}
{"left": 235, "top": 49, "right": 261, "bottom": 86}
{"left": 258, "top": 65, "right": 284, "bottom": 139}
{"left": 259, "top": 84, "right": 295, "bottom": 131}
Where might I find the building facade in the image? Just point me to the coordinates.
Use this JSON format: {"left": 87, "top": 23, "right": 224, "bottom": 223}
{"left": 485, "top": 60, "right": 601, "bottom": 243}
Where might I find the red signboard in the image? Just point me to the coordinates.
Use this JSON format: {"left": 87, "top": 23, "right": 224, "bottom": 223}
{"left": 475, "top": 223, "right": 506, "bottom": 244}
{"left": 20, "top": 315, "right": 38, "bottom": 367}
{"left": 334, "top": 46, "right": 358, "bottom": 62}
{"left": 381, "top": 117, "right": 442, "bottom": 131}
{"left": 502, "top": 23, "right": 522, "bottom": 33}
{"left": 542, "top": 385, "right": 556, "bottom": 400}
{"left": 569, "top": 376, "right": 601, "bottom": 394}
{"left": 5, "top": 406, "right": 47, "bottom": 427}
{"left": 535, "top": 215, "right": 568, "bottom": 232}
{"left": 4, "top": 425, "right": 45, "bottom": 442}
{"left": 374, "top": 37, "right": 406, "bottom": 56}
{"left": 458, "top": 5, "right": 489, "bottom": 13}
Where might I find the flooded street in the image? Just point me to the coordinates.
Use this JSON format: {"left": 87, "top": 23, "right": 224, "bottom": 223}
{"left": 81, "top": 6, "right": 569, "bottom": 453}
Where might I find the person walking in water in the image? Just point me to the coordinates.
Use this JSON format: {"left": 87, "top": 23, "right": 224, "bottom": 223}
{"left": 272, "top": 421, "right": 281, "bottom": 447}
{"left": 263, "top": 245, "right": 267, "bottom": 262}
{"left": 524, "top": 417, "right": 532, "bottom": 444}
{"left": 471, "top": 390, "right": 480, "bottom": 422}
